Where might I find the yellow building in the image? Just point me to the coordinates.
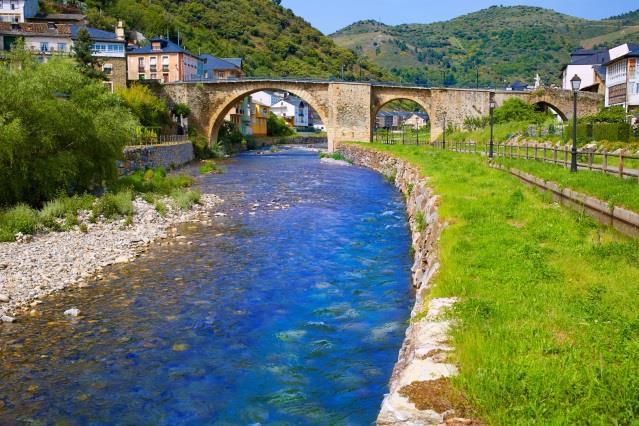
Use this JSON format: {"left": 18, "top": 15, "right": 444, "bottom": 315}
{"left": 251, "top": 101, "right": 270, "bottom": 136}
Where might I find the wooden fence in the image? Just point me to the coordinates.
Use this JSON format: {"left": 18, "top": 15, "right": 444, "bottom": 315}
{"left": 130, "top": 134, "right": 189, "bottom": 146}
{"left": 432, "top": 141, "right": 639, "bottom": 181}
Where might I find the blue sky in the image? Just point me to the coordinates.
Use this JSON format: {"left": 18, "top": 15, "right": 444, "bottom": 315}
{"left": 280, "top": 0, "right": 639, "bottom": 34}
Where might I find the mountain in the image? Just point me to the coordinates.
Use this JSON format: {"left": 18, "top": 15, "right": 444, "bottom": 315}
{"left": 331, "top": 6, "right": 639, "bottom": 87}
{"left": 48, "top": 0, "right": 389, "bottom": 80}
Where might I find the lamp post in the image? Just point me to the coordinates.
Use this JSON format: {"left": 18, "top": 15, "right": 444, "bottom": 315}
{"left": 442, "top": 111, "right": 447, "bottom": 150}
{"left": 570, "top": 74, "right": 581, "bottom": 173}
{"left": 489, "top": 97, "right": 496, "bottom": 159}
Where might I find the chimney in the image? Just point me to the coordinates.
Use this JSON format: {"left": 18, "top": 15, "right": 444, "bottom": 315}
{"left": 116, "top": 20, "right": 125, "bottom": 41}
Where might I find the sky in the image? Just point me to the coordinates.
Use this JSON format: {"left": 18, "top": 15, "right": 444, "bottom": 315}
{"left": 280, "top": 0, "right": 639, "bottom": 34}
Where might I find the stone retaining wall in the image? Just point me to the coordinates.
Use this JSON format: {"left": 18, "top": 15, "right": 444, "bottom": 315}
{"left": 338, "top": 144, "right": 466, "bottom": 425}
{"left": 118, "top": 142, "right": 194, "bottom": 175}
{"left": 252, "top": 136, "right": 328, "bottom": 147}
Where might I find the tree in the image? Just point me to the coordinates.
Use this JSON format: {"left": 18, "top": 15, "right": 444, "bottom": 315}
{"left": 0, "top": 56, "right": 139, "bottom": 206}
{"left": 267, "top": 113, "right": 294, "bottom": 137}
{"left": 117, "top": 84, "right": 170, "bottom": 128}
{"left": 74, "top": 27, "right": 104, "bottom": 80}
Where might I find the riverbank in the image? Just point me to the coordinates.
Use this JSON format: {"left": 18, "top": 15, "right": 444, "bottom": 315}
{"left": 0, "top": 193, "right": 221, "bottom": 320}
{"left": 341, "top": 143, "right": 639, "bottom": 425}
{"left": 339, "top": 144, "right": 473, "bottom": 424}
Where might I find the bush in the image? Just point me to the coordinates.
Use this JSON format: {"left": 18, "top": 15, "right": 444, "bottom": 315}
{"left": 0, "top": 204, "right": 39, "bottom": 240}
{"left": 267, "top": 113, "right": 295, "bottom": 137}
{"left": 199, "top": 161, "right": 222, "bottom": 175}
{"left": 493, "top": 98, "right": 547, "bottom": 125}
{"left": 0, "top": 54, "right": 139, "bottom": 207}
{"left": 92, "top": 191, "right": 134, "bottom": 219}
{"left": 109, "top": 168, "right": 193, "bottom": 195}
{"left": 171, "top": 189, "right": 201, "bottom": 210}
{"left": 116, "top": 84, "right": 169, "bottom": 128}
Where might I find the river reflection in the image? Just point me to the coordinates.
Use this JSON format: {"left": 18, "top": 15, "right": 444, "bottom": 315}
{"left": 0, "top": 148, "right": 413, "bottom": 425}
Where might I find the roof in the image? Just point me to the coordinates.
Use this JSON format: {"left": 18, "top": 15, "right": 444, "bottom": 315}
{"left": 201, "top": 54, "right": 241, "bottom": 71}
{"left": 509, "top": 80, "right": 528, "bottom": 89}
{"left": 32, "top": 13, "right": 86, "bottom": 22}
{"left": 128, "top": 37, "right": 197, "bottom": 56}
{"left": 604, "top": 47, "right": 639, "bottom": 65}
{"left": 71, "top": 25, "right": 120, "bottom": 42}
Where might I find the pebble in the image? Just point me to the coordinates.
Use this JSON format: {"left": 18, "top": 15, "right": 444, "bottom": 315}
{"left": 1, "top": 315, "right": 16, "bottom": 323}
{"left": 0, "top": 194, "right": 222, "bottom": 317}
{"left": 63, "top": 308, "right": 81, "bottom": 317}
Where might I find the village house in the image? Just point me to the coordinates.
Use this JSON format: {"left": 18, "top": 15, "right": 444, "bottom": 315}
{"left": 200, "top": 54, "right": 244, "bottom": 80}
{"left": 250, "top": 100, "right": 270, "bottom": 136}
{"left": 127, "top": 37, "right": 201, "bottom": 83}
{"left": 0, "top": 0, "right": 38, "bottom": 23}
{"left": 404, "top": 112, "right": 429, "bottom": 128}
{"left": 0, "top": 21, "right": 127, "bottom": 90}
{"left": 604, "top": 46, "right": 639, "bottom": 113}
{"left": 225, "top": 97, "right": 252, "bottom": 136}
{"left": 271, "top": 96, "right": 312, "bottom": 128}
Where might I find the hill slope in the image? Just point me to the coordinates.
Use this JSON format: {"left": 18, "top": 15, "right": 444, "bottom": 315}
{"left": 73, "top": 0, "right": 389, "bottom": 80}
{"left": 331, "top": 6, "right": 639, "bottom": 87}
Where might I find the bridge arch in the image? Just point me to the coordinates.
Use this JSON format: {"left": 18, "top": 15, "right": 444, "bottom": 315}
{"left": 205, "top": 84, "right": 330, "bottom": 145}
{"left": 532, "top": 101, "right": 568, "bottom": 122}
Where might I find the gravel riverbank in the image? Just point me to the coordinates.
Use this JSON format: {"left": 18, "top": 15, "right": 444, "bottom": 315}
{"left": 0, "top": 194, "right": 221, "bottom": 320}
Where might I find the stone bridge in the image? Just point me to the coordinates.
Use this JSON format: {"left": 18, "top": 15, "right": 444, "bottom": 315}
{"left": 162, "top": 79, "right": 602, "bottom": 151}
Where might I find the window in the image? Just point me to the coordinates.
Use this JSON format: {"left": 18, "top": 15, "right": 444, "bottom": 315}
{"left": 57, "top": 43, "right": 66, "bottom": 52}
{"left": 138, "top": 74, "right": 145, "bottom": 80}
{"left": 162, "top": 56, "right": 169, "bottom": 72}
{"left": 162, "top": 73, "right": 169, "bottom": 83}
{"left": 40, "top": 42, "right": 49, "bottom": 52}
{"left": 150, "top": 73, "right": 157, "bottom": 80}
{"left": 150, "top": 56, "right": 157, "bottom": 72}
{"left": 103, "top": 63, "right": 112, "bottom": 75}
{"left": 137, "top": 57, "right": 144, "bottom": 72}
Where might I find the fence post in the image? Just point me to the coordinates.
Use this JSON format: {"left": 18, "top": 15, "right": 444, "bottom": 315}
{"left": 553, "top": 146, "right": 557, "bottom": 164}
{"left": 602, "top": 149, "right": 608, "bottom": 175}
{"left": 564, "top": 146, "right": 568, "bottom": 168}
{"left": 619, "top": 150, "right": 625, "bottom": 178}
{"left": 525, "top": 144, "right": 529, "bottom": 159}
{"left": 588, "top": 152, "right": 593, "bottom": 170}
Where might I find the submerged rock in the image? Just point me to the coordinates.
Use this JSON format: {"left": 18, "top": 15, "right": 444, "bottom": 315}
{"left": 63, "top": 308, "right": 81, "bottom": 317}
{"left": 1, "top": 315, "right": 16, "bottom": 323}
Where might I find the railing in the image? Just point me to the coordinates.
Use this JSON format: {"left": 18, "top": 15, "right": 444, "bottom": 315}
{"left": 129, "top": 134, "right": 189, "bottom": 146}
{"left": 374, "top": 127, "right": 430, "bottom": 145}
{"left": 432, "top": 140, "right": 639, "bottom": 181}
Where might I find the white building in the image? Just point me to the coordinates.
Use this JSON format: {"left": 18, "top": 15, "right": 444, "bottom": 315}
{"left": 0, "top": 0, "right": 38, "bottom": 24}
{"left": 271, "top": 96, "right": 311, "bottom": 127}
{"left": 560, "top": 48, "right": 609, "bottom": 94}
{"left": 604, "top": 47, "right": 639, "bottom": 112}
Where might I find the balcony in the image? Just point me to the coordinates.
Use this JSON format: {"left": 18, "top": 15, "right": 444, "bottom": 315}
{"left": 150, "top": 66, "right": 157, "bottom": 73}
{"left": 162, "top": 65, "right": 169, "bottom": 72}
{"left": 138, "top": 66, "right": 145, "bottom": 73}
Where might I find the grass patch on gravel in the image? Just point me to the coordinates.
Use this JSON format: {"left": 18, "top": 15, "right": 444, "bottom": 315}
{"left": 171, "top": 189, "right": 201, "bottom": 210}
{"left": 496, "top": 157, "right": 639, "bottom": 212}
{"left": 0, "top": 204, "right": 39, "bottom": 242}
{"left": 349, "top": 143, "right": 639, "bottom": 425}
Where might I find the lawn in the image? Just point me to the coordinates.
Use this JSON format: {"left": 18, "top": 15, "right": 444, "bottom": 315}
{"left": 348, "top": 143, "right": 639, "bottom": 425}
{"left": 496, "top": 157, "right": 639, "bottom": 212}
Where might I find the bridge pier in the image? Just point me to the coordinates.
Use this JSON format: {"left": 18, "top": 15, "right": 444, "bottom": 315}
{"left": 327, "top": 83, "right": 373, "bottom": 152}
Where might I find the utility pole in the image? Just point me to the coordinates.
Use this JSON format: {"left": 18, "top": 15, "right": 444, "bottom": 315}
{"left": 341, "top": 64, "right": 345, "bottom": 80}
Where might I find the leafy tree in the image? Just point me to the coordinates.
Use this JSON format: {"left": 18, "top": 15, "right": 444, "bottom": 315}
{"left": 579, "top": 106, "right": 628, "bottom": 124}
{"left": 0, "top": 54, "right": 138, "bottom": 206}
{"left": 218, "top": 121, "right": 245, "bottom": 146}
{"left": 267, "top": 113, "right": 294, "bottom": 137}
{"left": 117, "top": 84, "right": 170, "bottom": 128}
{"left": 73, "top": 27, "right": 105, "bottom": 80}
{"left": 493, "top": 98, "right": 547, "bottom": 124}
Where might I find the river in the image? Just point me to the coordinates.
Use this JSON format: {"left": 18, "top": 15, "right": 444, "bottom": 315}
{"left": 0, "top": 148, "right": 413, "bottom": 425}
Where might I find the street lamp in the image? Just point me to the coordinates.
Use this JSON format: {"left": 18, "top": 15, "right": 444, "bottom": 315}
{"left": 570, "top": 74, "right": 581, "bottom": 173}
{"left": 489, "top": 97, "right": 496, "bottom": 159}
{"left": 442, "top": 111, "right": 447, "bottom": 149}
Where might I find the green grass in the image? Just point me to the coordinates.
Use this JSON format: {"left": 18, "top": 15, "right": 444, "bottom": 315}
{"left": 348, "top": 142, "right": 639, "bottom": 424}
{"left": 0, "top": 204, "right": 39, "bottom": 241}
{"left": 496, "top": 158, "right": 639, "bottom": 212}
{"left": 109, "top": 168, "right": 194, "bottom": 195}
{"left": 92, "top": 191, "right": 134, "bottom": 219}
{"left": 199, "top": 161, "right": 223, "bottom": 175}
{"left": 171, "top": 189, "right": 201, "bottom": 210}
{"left": 319, "top": 151, "right": 349, "bottom": 162}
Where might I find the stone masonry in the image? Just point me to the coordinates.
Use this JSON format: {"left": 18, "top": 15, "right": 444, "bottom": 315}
{"left": 117, "top": 141, "right": 194, "bottom": 175}
{"left": 162, "top": 80, "right": 602, "bottom": 152}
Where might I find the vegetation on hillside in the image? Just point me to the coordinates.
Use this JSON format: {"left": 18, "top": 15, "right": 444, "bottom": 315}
{"left": 75, "top": 0, "right": 390, "bottom": 80}
{"left": 352, "top": 143, "right": 639, "bottom": 424}
{"left": 332, "top": 6, "right": 639, "bottom": 87}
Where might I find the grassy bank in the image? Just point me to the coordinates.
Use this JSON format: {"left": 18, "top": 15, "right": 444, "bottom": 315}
{"left": 348, "top": 143, "right": 639, "bottom": 424}
{"left": 496, "top": 158, "right": 639, "bottom": 212}
{"left": 0, "top": 168, "right": 201, "bottom": 242}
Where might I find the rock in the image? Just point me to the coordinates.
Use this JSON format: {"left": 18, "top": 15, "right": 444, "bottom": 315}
{"left": 63, "top": 308, "right": 81, "bottom": 317}
{"left": 1, "top": 315, "right": 16, "bottom": 323}
{"left": 0, "top": 263, "right": 7, "bottom": 270}
{"left": 114, "top": 256, "right": 129, "bottom": 264}
{"left": 0, "top": 294, "right": 10, "bottom": 303}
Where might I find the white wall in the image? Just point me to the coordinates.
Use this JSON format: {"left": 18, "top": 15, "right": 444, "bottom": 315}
{"left": 562, "top": 65, "right": 595, "bottom": 90}
{"left": 251, "top": 91, "right": 275, "bottom": 107}
{"left": 271, "top": 100, "right": 295, "bottom": 119}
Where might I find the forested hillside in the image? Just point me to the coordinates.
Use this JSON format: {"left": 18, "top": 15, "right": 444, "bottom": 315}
{"left": 332, "top": 6, "right": 639, "bottom": 87}
{"left": 50, "top": 0, "right": 389, "bottom": 80}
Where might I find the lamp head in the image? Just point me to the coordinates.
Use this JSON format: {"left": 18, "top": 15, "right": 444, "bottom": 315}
{"left": 570, "top": 74, "right": 581, "bottom": 92}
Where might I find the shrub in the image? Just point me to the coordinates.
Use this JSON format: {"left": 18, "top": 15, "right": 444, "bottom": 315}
{"left": 493, "top": 98, "right": 547, "bottom": 125}
{"left": 116, "top": 84, "right": 169, "bottom": 128}
{"left": 109, "top": 168, "right": 193, "bottom": 195}
{"left": 40, "top": 194, "right": 95, "bottom": 223}
{"left": 92, "top": 191, "right": 134, "bottom": 219}
{"left": 267, "top": 113, "right": 295, "bottom": 137}
{"left": 154, "top": 201, "right": 167, "bottom": 216}
{"left": 171, "top": 189, "right": 201, "bottom": 210}
{"left": 0, "top": 204, "right": 39, "bottom": 239}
